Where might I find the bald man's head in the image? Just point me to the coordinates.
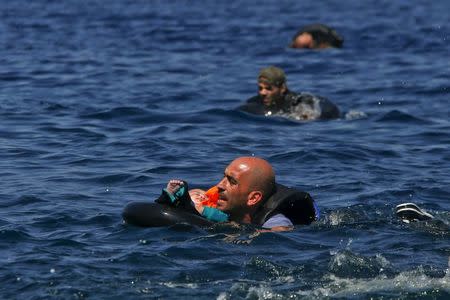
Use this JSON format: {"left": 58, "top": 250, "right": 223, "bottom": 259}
{"left": 216, "top": 156, "right": 276, "bottom": 222}
{"left": 230, "top": 156, "right": 275, "bottom": 200}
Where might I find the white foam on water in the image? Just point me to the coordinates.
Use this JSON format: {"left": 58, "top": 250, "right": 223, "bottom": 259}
{"left": 160, "top": 282, "right": 199, "bottom": 289}
{"left": 298, "top": 269, "right": 449, "bottom": 299}
{"left": 345, "top": 110, "right": 367, "bottom": 120}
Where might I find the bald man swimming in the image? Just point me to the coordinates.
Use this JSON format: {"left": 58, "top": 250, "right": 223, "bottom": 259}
{"left": 160, "top": 157, "right": 319, "bottom": 231}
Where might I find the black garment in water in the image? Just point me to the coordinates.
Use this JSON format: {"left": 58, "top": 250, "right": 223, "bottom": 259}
{"left": 293, "top": 23, "right": 344, "bottom": 48}
{"left": 251, "top": 183, "right": 319, "bottom": 226}
{"left": 239, "top": 91, "right": 340, "bottom": 121}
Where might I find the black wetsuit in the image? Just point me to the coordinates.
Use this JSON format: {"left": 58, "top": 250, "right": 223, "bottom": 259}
{"left": 239, "top": 91, "right": 340, "bottom": 121}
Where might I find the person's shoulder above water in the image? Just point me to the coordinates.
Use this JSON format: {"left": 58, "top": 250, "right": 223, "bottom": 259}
{"left": 290, "top": 23, "right": 343, "bottom": 49}
{"left": 238, "top": 66, "right": 340, "bottom": 121}
{"left": 238, "top": 95, "right": 267, "bottom": 115}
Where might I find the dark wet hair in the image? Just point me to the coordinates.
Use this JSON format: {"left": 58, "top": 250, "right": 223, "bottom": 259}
{"left": 292, "top": 23, "right": 344, "bottom": 48}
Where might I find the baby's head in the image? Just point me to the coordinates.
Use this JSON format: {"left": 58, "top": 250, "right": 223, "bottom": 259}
{"left": 189, "top": 186, "right": 219, "bottom": 207}
{"left": 189, "top": 189, "right": 206, "bottom": 204}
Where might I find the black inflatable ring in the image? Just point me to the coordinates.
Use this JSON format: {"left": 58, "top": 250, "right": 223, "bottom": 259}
{"left": 122, "top": 202, "right": 213, "bottom": 227}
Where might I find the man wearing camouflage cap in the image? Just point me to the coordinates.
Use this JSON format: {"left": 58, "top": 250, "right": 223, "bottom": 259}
{"left": 239, "top": 66, "right": 340, "bottom": 121}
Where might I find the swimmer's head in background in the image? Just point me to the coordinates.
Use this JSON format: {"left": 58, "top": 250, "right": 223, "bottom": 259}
{"left": 290, "top": 23, "right": 343, "bottom": 49}
{"left": 257, "top": 66, "right": 288, "bottom": 107}
{"left": 258, "top": 66, "right": 286, "bottom": 88}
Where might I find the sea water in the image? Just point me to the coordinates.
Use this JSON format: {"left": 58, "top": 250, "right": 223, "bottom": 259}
{"left": 0, "top": 0, "right": 449, "bottom": 298}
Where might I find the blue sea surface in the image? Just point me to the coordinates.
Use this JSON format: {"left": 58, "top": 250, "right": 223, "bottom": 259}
{"left": 1, "top": 0, "right": 449, "bottom": 299}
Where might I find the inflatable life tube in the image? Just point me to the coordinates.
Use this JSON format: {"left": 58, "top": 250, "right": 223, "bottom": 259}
{"left": 122, "top": 202, "right": 214, "bottom": 227}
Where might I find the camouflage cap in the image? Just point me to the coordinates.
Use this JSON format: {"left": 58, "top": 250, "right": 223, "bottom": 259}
{"left": 258, "top": 66, "right": 286, "bottom": 87}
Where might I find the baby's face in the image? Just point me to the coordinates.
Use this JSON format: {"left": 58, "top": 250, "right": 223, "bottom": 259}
{"left": 189, "top": 189, "right": 207, "bottom": 204}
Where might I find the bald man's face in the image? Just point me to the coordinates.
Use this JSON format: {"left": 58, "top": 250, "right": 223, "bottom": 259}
{"left": 216, "top": 159, "right": 253, "bottom": 215}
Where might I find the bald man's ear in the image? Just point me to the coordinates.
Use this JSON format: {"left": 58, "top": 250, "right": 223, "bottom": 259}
{"left": 247, "top": 191, "right": 263, "bottom": 206}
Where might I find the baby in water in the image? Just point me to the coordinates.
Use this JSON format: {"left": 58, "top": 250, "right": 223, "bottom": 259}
{"left": 162, "top": 179, "right": 229, "bottom": 222}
